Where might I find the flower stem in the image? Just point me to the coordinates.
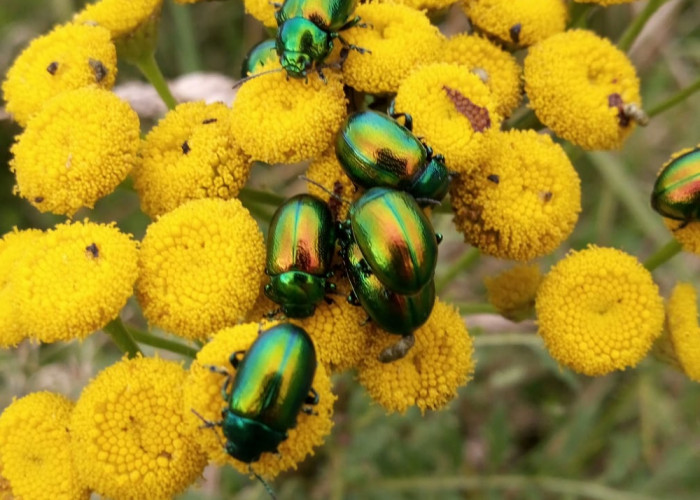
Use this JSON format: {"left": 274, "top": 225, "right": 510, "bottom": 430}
{"left": 617, "top": 0, "right": 669, "bottom": 52}
{"left": 643, "top": 238, "right": 682, "bottom": 271}
{"left": 506, "top": 109, "right": 542, "bottom": 131}
{"left": 103, "top": 317, "right": 142, "bottom": 358}
{"left": 648, "top": 76, "right": 700, "bottom": 118}
{"left": 436, "top": 247, "right": 480, "bottom": 295}
{"left": 169, "top": 3, "right": 201, "bottom": 73}
{"left": 455, "top": 302, "right": 499, "bottom": 315}
{"left": 129, "top": 329, "right": 198, "bottom": 358}
{"left": 134, "top": 51, "right": 177, "bottom": 110}
{"left": 568, "top": 4, "right": 595, "bottom": 29}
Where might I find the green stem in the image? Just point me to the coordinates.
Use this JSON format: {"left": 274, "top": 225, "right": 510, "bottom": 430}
{"left": 103, "top": 318, "right": 142, "bottom": 358}
{"left": 617, "top": 0, "right": 669, "bottom": 52}
{"left": 435, "top": 247, "right": 480, "bottom": 295}
{"left": 473, "top": 334, "right": 542, "bottom": 349}
{"left": 129, "top": 329, "right": 198, "bottom": 358}
{"left": 170, "top": 3, "right": 201, "bottom": 73}
{"left": 643, "top": 238, "right": 682, "bottom": 271}
{"left": 134, "top": 51, "right": 177, "bottom": 110}
{"left": 648, "top": 76, "right": 700, "bottom": 118}
{"left": 568, "top": 4, "right": 595, "bottom": 29}
{"left": 238, "top": 187, "right": 286, "bottom": 207}
{"left": 455, "top": 302, "right": 499, "bottom": 315}
{"left": 506, "top": 109, "right": 542, "bottom": 131}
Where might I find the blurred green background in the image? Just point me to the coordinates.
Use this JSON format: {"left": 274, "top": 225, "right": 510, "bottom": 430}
{"left": 1, "top": 1, "right": 700, "bottom": 499}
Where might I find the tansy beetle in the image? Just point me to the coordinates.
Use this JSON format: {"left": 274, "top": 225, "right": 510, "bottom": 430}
{"left": 335, "top": 110, "right": 452, "bottom": 204}
{"left": 651, "top": 146, "right": 700, "bottom": 228}
{"left": 265, "top": 193, "right": 337, "bottom": 318}
{"left": 241, "top": 39, "right": 277, "bottom": 77}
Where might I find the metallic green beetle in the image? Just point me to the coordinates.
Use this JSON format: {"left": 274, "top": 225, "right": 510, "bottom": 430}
{"left": 340, "top": 187, "right": 439, "bottom": 296}
{"left": 335, "top": 111, "right": 451, "bottom": 203}
{"left": 275, "top": 0, "right": 367, "bottom": 79}
{"left": 241, "top": 39, "right": 277, "bottom": 78}
{"left": 214, "top": 324, "right": 318, "bottom": 464}
{"left": 265, "top": 194, "right": 337, "bottom": 318}
{"left": 651, "top": 146, "right": 700, "bottom": 228}
{"left": 342, "top": 239, "right": 435, "bottom": 362}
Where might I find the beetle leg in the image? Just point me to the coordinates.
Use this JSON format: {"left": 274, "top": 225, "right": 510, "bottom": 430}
{"left": 336, "top": 34, "right": 370, "bottom": 55}
{"left": 347, "top": 291, "right": 361, "bottom": 307}
{"left": 390, "top": 111, "right": 414, "bottom": 131}
{"left": 316, "top": 66, "right": 328, "bottom": 84}
{"left": 358, "top": 258, "right": 372, "bottom": 275}
{"left": 415, "top": 197, "right": 442, "bottom": 206}
{"left": 306, "top": 388, "right": 320, "bottom": 406}
{"left": 436, "top": 233, "right": 443, "bottom": 244}
{"left": 205, "top": 364, "right": 230, "bottom": 377}
{"left": 191, "top": 408, "right": 223, "bottom": 429}
{"left": 359, "top": 315, "right": 372, "bottom": 326}
{"left": 229, "top": 350, "right": 246, "bottom": 369}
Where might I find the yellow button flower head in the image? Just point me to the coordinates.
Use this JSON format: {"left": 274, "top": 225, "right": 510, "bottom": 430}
{"left": 10, "top": 87, "right": 140, "bottom": 216}
{"left": 2, "top": 23, "right": 117, "bottom": 127}
{"left": 0, "top": 392, "right": 88, "bottom": 500}
{"left": 341, "top": 4, "right": 444, "bottom": 94}
{"left": 305, "top": 147, "right": 357, "bottom": 221}
{"left": 133, "top": 101, "right": 251, "bottom": 218}
{"left": 71, "top": 356, "right": 207, "bottom": 499}
{"left": 74, "top": 0, "right": 162, "bottom": 40}
{"left": 243, "top": 0, "right": 277, "bottom": 28}
{"left": 665, "top": 283, "right": 700, "bottom": 382}
{"left": 0, "top": 229, "right": 43, "bottom": 348}
{"left": 13, "top": 220, "right": 138, "bottom": 343}
{"left": 137, "top": 198, "right": 265, "bottom": 340}
{"left": 536, "top": 246, "right": 664, "bottom": 376}
{"left": 232, "top": 71, "right": 346, "bottom": 164}
{"left": 394, "top": 63, "right": 501, "bottom": 173}
{"left": 485, "top": 264, "right": 543, "bottom": 321}
{"left": 183, "top": 323, "right": 336, "bottom": 479}
{"left": 451, "top": 130, "right": 581, "bottom": 261}
{"left": 524, "top": 30, "right": 643, "bottom": 151}
{"left": 463, "top": 0, "right": 567, "bottom": 48}
{"left": 440, "top": 34, "right": 522, "bottom": 117}
{"left": 357, "top": 300, "right": 474, "bottom": 413}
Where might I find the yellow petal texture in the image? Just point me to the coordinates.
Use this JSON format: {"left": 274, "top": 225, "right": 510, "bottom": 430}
{"left": 0, "top": 392, "right": 89, "bottom": 500}
{"left": 183, "top": 323, "right": 336, "bottom": 479}
{"left": 0, "top": 229, "right": 43, "bottom": 348}
{"left": 536, "top": 246, "right": 664, "bottom": 376}
{"left": 10, "top": 87, "right": 140, "bottom": 216}
{"left": 666, "top": 283, "right": 700, "bottom": 382}
{"left": 232, "top": 71, "right": 347, "bottom": 164}
{"left": 440, "top": 34, "right": 522, "bottom": 117}
{"left": 305, "top": 147, "right": 357, "bottom": 221}
{"left": 341, "top": 3, "right": 444, "bottom": 94}
{"left": 451, "top": 130, "right": 581, "bottom": 261}
{"left": 71, "top": 357, "right": 207, "bottom": 499}
{"left": 133, "top": 101, "right": 251, "bottom": 218}
{"left": 664, "top": 219, "right": 700, "bottom": 254}
{"left": 74, "top": 0, "right": 163, "bottom": 39}
{"left": 394, "top": 63, "right": 501, "bottom": 174}
{"left": 524, "top": 30, "right": 642, "bottom": 150}
{"left": 137, "top": 198, "right": 265, "bottom": 340}
{"left": 357, "top": 300, "right": 474, "bottom": 413}
{"left": 243, "top": 0, "right": 277, "bottom": 28}
{"left": 463, "top": 0, "right": 567, "bottom": 47}
{"left": 2, "top": 23, "right": 117, "bottom": 127}
{"left": 485, "top": 264, "right": 543, "bottom": 321}
{"left": 13, "top": 221, "right": 139, "bottom": 343}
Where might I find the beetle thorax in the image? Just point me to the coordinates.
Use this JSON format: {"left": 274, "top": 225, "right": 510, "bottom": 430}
{"left": 276, "top": 18, "right": 333, "bottom": 77}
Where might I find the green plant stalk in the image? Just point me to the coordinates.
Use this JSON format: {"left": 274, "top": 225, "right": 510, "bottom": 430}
{"left": 648, "top": 76, "right": 700, "bottom": 118}
{"left": 507, "top": 109, "right": 542, "bottom": 131}
{"left": 435, "top": 246, "right": 480, "bottom": 295}
{"left": 103, "top": 318, "right": 142, "bottom": 358}
{"left": 170, "top": 3, "right": 202, "bottom": 73}
{"left": 134, "top": 51, "right": 177, "bottom": 110}
{"left": 568, "top": 3, "right": 595, "bottom": 29}
{"left": 129, "top": 329, "right": 198, "bottom": 358}
{"left": 643, "top": 238, "right": 682, "bottom": 271}
{"left": 618, "top": 0, "right": 669, "bottom": 52}
{"left": 455, "top": 302, "right": 499, "bottom": 315}
{"left": 238, "top": 187, "right": 287, "bottom": 207}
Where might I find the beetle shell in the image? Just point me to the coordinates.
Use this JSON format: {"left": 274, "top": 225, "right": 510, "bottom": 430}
{"left": 411, "top": 155, "right": 451, "bottom": 202}
{"left": 651, "top": 147, "right": 700, "bottom": 222}
{"left": 343, "top": 240, "right": 435, "bottom": 336}
{"left": 222, "top": 323, "right": 317, "bottom": 463}
{"left": 349, "top": 187, "right": 438, "bottom": 295}
{"left": 241, "top": 39, "right": 277, "bottom": 77}
{"left": 276, "top": 0, "right": 358, "bottom": 31}
{"left": 276, "top": 18, "right": 333, "bottom": 78}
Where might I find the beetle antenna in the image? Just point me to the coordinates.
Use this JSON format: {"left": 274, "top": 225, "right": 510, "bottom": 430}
{"left": 299, "top": 175, "right": 351, "bottom": 206}
{"left": 233, "top": 68, "right": 284, "bottom": 89}
{"left": 249, "top": 465, "right": 277, "bottom": 499}
{"left": 190, "top": 408, "right": 227, "bottom": 449}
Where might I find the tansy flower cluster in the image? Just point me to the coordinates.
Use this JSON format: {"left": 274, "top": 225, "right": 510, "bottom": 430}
{"left": 1, "top": 0, "right": 698, "bottom": 497}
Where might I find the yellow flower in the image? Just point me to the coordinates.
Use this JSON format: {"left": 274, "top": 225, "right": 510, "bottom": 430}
{"left": 243, "top": 0, "right": 277, "bottom": 28}
{"left": 357, "top": 300, "right": 474, "bottom": 413}
{"left": 231, "top": 71, "right": 347, "bottom": 164}
{"left": 305, "top": 147, "right": 357, "bottom": 221}
{"left": 13, "top": 220, "right": 138, "bottom": 343}
{"left": 665, "top": 283, "right": 700, "bottom": 382}
{"left": 536, "top": 246, "right": 664, "bottom": 376}
{"left": 74, "top": 0, "right": 162, "bottom": 40}
{"left": 71, "top": 356, "right": 207, "bottom": 499}
{"left": 524, "top": 30, "right": 642, "bottom": 150}
{"left": 0, "top": 229, "right": 43, "bottom": 348}
{"left": 0, "top": 392, "right": 89, "bottom": 500}
{"left": 451, "top": 130, "right": 581, "bottom": 261}
{"left": 137, "top": 198, "right": 265, "bottom": 341}
{"left": 463, "top": 0, "right": 567, "bottom": 47}
{"left": 664, "top": 219, "right": 700, "bottom": 254}
{"left": 394, "top": 63, "right": 501, "bottom": 173}
{"left": 440, "top": 34, "right": 522, "bottom": 117}
{"left": 10, "top": 87, "right": 140, "bottom": 216}
{"left": 2, "top": 23, "right": 117, "bottom": 127}
{"left": 133, "top": 101, "right": 251, "bottom": 218}
{"left": 485, "top": 264, "right": 543, "bottom": 321}
{"left": 183, "top": 323, "right": 336, "bottom": 479}
{"left": 341, "top": 3, "right": 444, "bottom": 94}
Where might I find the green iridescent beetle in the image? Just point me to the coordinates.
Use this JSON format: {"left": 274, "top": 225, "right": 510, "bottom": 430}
{"left": 335, "top": 110, "right": 451, "bottom": 203}
{"left": 265, "top": 194, "right": 337, "bottom": 318}
{"left": 651, "top": 146, "right": 700, "bottom": 228}
{"left": 241, "top": 39, "right": 277, "bottom": 78}
{"left": 342, "top": 239, "right": 435, "bottom": 362}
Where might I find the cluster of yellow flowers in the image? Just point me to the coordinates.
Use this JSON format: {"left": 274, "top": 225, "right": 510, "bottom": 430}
{"left": 1, "top": 0, "right": 698, "bottom": 497}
